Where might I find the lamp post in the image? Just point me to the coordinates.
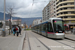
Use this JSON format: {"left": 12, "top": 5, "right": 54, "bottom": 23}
{"left": 2, "top": 0, "right": 6, "bottom": 37}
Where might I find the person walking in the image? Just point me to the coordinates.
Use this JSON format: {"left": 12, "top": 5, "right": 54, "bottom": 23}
{"left": 12, "top": 27, "right": 14, "bottom": 33}
{"left": 13, "top": 26, "right": 16, "bottom": 36}
{"left": 16, "top": 26, "right": 19, "bottom": 37}
{"left": 19, "top": 26, "right": 21, "bottom": 35}
{"left": 12, "top": 27, "right": 15, "bottom": 35}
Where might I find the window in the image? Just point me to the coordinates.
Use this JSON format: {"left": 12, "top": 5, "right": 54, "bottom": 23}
{"left": 47, "top": 22, "right": 53, "bottom": 32}
{"left": 64, "top": 8, "right": 67, "bottom": 10}
{"left": 0, "top": 22, "right": 3, "bottom": 28}
{"left": 59, "top": 0, "right": 62, "bottom": 2}
{"left": 53, "top": 20, "right": 64, "bottom": 32}
{"left": 64, "top": 3, "right": 67, "bottom": 5}
{"left": 71, "top": 12, "right": 75, "bottom": 14}
{"left": 64, "top": 12, "right": 68, "bottom": 14}
{"left": 42, "top": 24, "right": 46, "bottom": 31}
{"left": 71, "top": 16, "right": 75, "bottom": 18}
{"left": 64, "top": 16, "right": 68, "bottom": 18}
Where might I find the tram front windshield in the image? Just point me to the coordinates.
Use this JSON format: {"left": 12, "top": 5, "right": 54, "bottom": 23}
{"left": 53, "top": 20, "right": 64, "bottom": 33}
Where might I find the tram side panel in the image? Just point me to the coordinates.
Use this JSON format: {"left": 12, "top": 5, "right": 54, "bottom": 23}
{"left": 31, "top": 18, "right": 65, "bottom": 39}
{"left": 39, "top": 24, "right": 42, "bottom": 35}
{"left": 46, "top": 22, "right": 55, "bottom": 38}
{"left": 41, "top": 23, "right": 46, "bottom": 36}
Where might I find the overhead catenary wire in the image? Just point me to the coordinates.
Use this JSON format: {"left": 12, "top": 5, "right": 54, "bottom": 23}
{"left": 28, "top": 0, "right": 50, "bottom": 18}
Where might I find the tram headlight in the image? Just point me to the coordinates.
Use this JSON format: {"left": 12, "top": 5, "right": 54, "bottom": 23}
{"left": 56, "top": 32, "right": 58, "bottom": 33}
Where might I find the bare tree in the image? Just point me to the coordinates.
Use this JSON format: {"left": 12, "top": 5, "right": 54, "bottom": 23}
{"left": 6, "top": 6, "right": 16, "bottom": 35}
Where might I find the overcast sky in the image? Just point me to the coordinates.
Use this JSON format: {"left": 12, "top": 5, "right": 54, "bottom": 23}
{"left": 0, "top": 0, "right": 50, "bottom": 18}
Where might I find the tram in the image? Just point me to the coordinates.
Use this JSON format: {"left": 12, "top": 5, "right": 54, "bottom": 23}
{"left": 32, "top": 18, "right": 65, "bottom": 39}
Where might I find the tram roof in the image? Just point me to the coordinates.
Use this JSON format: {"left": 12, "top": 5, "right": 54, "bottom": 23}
{"left": 32, "top": 18, "right": 62, "bottom": 27}
{"left": 32, "top": 21, "right": 48, "bottom": 27}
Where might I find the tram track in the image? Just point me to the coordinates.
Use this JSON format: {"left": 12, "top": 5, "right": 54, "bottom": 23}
{"left": 53, "top": 38, "right": 75, "bottom": 49}
{"left": 35, "top": 32, "right": 75, "bottom": 49}
{"left": 63, "top": 38, "right": 75, "bottom": 43}
{"left": 26, "top": 31, "right": 31, "bottom": 50}
{"left": 25, "top": 31, "right": 75, "bottom": 50}
{"left": 26, "top": 31, "right": 50, "bottom": 50}
{"left": 30, "top": 32, "right": 50, "bottom": 50}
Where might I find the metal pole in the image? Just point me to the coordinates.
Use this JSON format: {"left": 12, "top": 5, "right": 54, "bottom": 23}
{"left": 9, "top": 19, "right": 10, "bottom": 35}
{"left": 74, "top": 0, "right": 75, "bottom": 13}
{"left": 4, "top": 0, "right": 5, "bottom": 23}
{"left": 9, "top": 8, "right": 12, "bottom": 35}
{"left": 10, "top": 8, "right": 12, "bottom": 30}
{"left": 2, "top": 0, "right": 6, "bottom": 37}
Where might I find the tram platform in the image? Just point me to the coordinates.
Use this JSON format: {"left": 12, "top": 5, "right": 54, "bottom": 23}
{"left": 65, "top": 33, "right": 75, "bottom": 41}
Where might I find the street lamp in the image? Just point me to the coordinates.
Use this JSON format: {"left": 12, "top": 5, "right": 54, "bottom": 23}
{"left": 2, "top": 0, "right": 6, "bottom": 37}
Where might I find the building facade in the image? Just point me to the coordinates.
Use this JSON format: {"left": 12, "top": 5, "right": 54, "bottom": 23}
{"left": 42, "top": 0, "right": 56, "bottom": 22}
{"left": 32, "top": 19, "right": 42, "bottom": 26}
{"left": 42, "top": 0, "right": 75, "bottom": 30}
{"left": 12, "top": 19, "right": 21, "bottom": 26}
{"left": 56, "top": 0, "right": 75, "bottom": 29}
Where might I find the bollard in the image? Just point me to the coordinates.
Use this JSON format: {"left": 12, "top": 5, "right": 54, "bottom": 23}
{"left": 2, "top": 29, "right": 6, "bottom": 37}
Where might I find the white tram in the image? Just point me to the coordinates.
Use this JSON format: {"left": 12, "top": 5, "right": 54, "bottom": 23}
{"left": 32, "top": 18, "right": 65, "bottom": 39}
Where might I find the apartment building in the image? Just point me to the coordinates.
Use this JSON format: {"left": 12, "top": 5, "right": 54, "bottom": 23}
{"left": 32, "top": 19, "right": 42, "bottom": 26}
{"left": 42, "top": 0, "right": 56, "bottom": 22}
{"left": 56, "top": 0, "right": 75, "bottom": 29}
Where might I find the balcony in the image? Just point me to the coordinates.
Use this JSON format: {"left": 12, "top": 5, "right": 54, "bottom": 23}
{"left": 56, "top": 0, "right": 74, "bottom": 7}
{"left": 57, "top": 9, "right": 75, "bottom": 14}
{"left": 56, "top": 5, "right": 74, "bottom": 10}
{"left": 57, "top": 14, "right": 75, "bottom": 18}
{"left": 63, "top": 18, "right": 75, "bottom": 21}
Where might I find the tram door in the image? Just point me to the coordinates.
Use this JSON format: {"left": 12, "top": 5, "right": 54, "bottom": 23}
{"left": 47, "top": 22, "right": 53, "bottom": 37}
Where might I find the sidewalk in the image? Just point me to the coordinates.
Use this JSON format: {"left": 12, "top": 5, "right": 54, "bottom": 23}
{"left": 65, "top": 33, "right": 75, "bottom": 41}
{"left": 0, "top": 30, "right": 25, "bottom": 50}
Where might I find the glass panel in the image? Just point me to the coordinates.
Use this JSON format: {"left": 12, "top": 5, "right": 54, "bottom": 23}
{"left": 47, "top": 23, "right": 53, "bottom": 32}
{"left": 0, "top": 22, "right": 3, "bottom": 28}
{"left": 42, "top": 24, "right": 46, "bottom": 31}
{"left": 53, "top": 20, "right": 64, "bottom": 33}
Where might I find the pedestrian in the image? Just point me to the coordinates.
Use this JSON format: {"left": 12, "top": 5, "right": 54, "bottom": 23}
{"left": 12, "top": 27, "right": 14, "bottom": 33}
{"left": 19, "top": 26, "right": 21, "bottom": 35}
{"left": 16, "top": 26, "right": 19, "bottom": 37}
{"left": 12, "top": 27, "right": 14, "bottom": 35}
{"left": 13, "top": 26, "right": 16, "bottom": 36}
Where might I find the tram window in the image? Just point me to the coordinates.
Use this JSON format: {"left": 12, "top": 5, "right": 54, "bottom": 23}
{"left": 53, "top": 20, "right": 64, "bottom": 32}
{"left": 42, "top": 24, "right": 46, "bottom": 31}
{"left": 0, "top": 22, "right": 3, "bottom": 28}
{"left": 47, "top": 23, "right": 53, "bottom": 32}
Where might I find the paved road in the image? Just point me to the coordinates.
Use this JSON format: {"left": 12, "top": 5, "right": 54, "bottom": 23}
{"left": 0, "top": 30, "right": 25, "bottom": 50}
{"left": 65, "top": 33, "right": 75, "bottom": 40}
{"left": 23, "top": 31, "right": 48, "bottom": 50}
{"left": 24, "top": 31, "right": 75, "bottom": 50}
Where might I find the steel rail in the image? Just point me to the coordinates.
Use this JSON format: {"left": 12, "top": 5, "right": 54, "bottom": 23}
{"left": 26, "top": 31, "right": 31, "bottom": 50}
{"left": 30, "top": 32, "right": 51, "bottom": 50}
{"left": 54, "top": 39, "right": 75, "bottom": 49}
